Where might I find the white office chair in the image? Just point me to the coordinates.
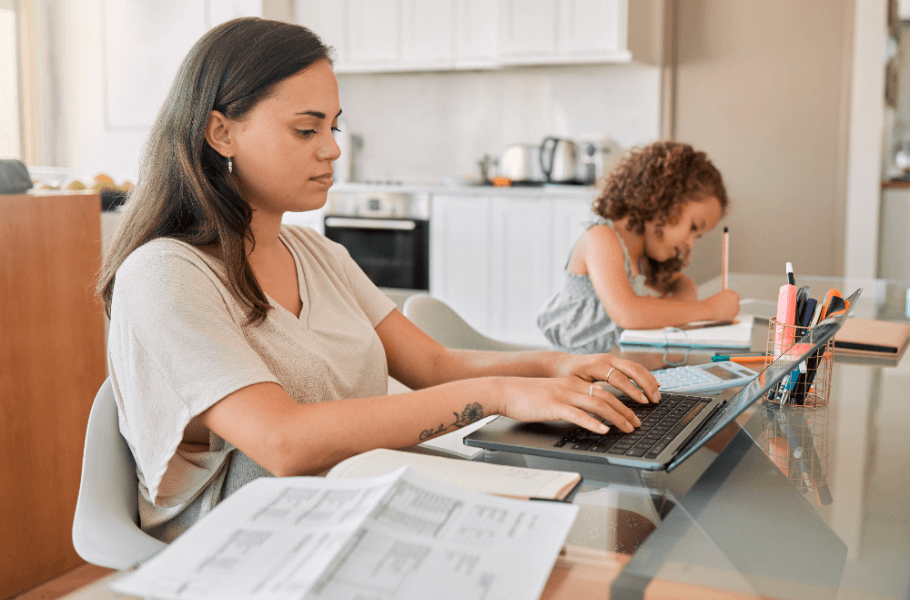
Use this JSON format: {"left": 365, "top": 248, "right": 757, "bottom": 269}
{"left": 72, "top": 378, "right": 167, "bottom": 569}
{"left": 402, "top": 294, "right": 547, "bottom": 352}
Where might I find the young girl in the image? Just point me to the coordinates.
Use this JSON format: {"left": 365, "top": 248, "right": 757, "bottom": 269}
{"left": 537, "top": 141, "right": 741, "bottom": 354}
{"left": 98, "top": 17, "right": 660, "bottom": 542}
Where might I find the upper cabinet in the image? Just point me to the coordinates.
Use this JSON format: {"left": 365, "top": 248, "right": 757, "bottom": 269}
{"left": 294, "top": 0, "right": 663, "bottom": 73}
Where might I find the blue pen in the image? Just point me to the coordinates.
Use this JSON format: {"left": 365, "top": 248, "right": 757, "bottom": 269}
{"left": 778, "top": 368, "right": 802, "bottom": 404}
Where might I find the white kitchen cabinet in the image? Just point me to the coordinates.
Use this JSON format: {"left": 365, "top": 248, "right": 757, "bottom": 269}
{"left": 879, "top": 187, "right": 910, "bottom": 280}
{"left": 430, "top": 194, "right": 494, "bottom": 334}
{"left": 498, "top": 0, "right": 653, "bottom": 66}
{"left": 454, "top": 0, "right": 499, "bottom": 68}
{"left": 296, "top": 0, "right": 660, "bottom": 74}
{"left": 557, "top": 0, "right": 626, "bottom": 60}
{"left": 489, "top": 196, "right": 554, "bottom": 345}
{"left": 401, "top": 0, "right": 455, "bottom": 69}
{"left": 430, "top": 191, "right": 594, "bottom": 346}
{"left": 347, "top": 0, "right": 400, "bottom": 68}
{"left": 497, "top": 0, "right": 557, "bottom": 61}
{"left": 294, "top": 0, "right": 347, "bottom": 61}
{"left": 551, "top": 196, "right": 596, "bottom": 287}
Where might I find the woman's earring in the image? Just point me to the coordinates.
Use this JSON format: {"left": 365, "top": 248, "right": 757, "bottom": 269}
{"left": 227, "top": 156, "right": 233, "bottom": 173}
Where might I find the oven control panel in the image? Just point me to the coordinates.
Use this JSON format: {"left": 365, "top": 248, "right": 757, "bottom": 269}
{"left": 325, "top": 191, "right": 431, "bottom": 220}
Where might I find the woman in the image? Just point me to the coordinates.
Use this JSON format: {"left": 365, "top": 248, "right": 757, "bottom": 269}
{"left": 98, "top": 17, "right": 660, "bottom": 542}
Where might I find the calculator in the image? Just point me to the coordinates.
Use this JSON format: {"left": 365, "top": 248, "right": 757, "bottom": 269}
{"left": 650, "top": 361, "right": 759, "bottom": 394}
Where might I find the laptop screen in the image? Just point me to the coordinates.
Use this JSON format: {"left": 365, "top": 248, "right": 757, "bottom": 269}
{"left": 668, "top": 288, "right": 862, "bottom": 470}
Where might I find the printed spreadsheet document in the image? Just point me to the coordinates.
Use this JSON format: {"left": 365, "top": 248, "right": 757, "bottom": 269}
{"left": 112, "top": 466, "right": 578, "bottom": 600}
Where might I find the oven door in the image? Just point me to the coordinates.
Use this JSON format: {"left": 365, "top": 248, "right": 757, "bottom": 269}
{"left": 324, "top": 216, "right": 429, "bottom": 291}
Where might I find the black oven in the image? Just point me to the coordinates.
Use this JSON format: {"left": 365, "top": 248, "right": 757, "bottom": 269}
{"left": 323, "top": 190, "right": 430, "bottom": 291}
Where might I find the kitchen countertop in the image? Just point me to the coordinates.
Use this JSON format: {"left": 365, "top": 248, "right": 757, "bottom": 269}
{"left": 331, "top": 181, "right": 599, "bottom": 198}
{"left": 881, "top": 178, "right": 910, "bottom": 189}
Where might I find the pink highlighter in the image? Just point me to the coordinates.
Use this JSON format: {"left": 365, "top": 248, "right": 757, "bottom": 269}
{"left": 775, "top": 262, "right": 797, "bottom": 356}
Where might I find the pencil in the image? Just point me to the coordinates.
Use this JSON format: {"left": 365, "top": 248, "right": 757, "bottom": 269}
{"left": 722, "top": 226, "right": 729, "bottom": 290}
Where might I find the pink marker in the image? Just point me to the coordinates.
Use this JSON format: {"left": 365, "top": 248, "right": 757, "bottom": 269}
{"left": 775, "top": 262, "right": 797, "bottom": 355}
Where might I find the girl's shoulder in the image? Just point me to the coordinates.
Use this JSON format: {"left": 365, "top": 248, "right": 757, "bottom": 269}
{"left": 584, "top": 218, "right": 623, "bottom": 249}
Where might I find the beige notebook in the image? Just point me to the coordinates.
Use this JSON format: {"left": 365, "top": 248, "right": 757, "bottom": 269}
{"left": 327, "top": 448, "right": 581, "bottom": 501}
{"left": 833, "top": 318, "right": 910, "bottom": 361}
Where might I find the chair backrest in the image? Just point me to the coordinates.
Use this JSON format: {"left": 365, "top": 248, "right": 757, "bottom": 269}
{"left": 72, "top": 378, "right": 167, "bottom": 569}
{"left": 402, "top": 294, "right": 547, "bottom": 352}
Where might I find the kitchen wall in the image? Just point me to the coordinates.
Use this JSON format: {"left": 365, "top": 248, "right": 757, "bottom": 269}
{"left": 337, "top": 62, "right": 661, "bottom": 184}
{"left": 27, "top": 0, "right": 659, "bottom": 188}
{"left": 671, "top": 0, "right": 856, "bottom": 283}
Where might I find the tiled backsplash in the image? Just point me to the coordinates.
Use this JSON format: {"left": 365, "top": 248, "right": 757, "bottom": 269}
{"left": 337, "top": 62, "right": 661, "bottom": 185}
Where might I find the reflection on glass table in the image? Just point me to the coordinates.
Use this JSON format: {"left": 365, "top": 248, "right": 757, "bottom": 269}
{"left": 489, "top": 274, "right": 910, "bottom": 599}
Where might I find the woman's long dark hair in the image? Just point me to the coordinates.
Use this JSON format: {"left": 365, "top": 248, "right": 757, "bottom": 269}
{"left": 98, "top": 18, "right": 332, "bottom": 325}
{"left": 592, "top": 141, "right": 728, "bottom": 289}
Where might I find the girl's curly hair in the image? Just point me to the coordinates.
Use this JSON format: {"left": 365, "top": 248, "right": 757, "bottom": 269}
{"left": 593, "top": 141, "right": 728, "bottom": 289}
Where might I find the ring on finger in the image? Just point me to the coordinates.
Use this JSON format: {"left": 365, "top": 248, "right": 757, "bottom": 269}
{"left": 606, "top": 367, "right": 616, "bottom": 384}
{"left": 589, "top": 384, "right": 595, "bottom": 396}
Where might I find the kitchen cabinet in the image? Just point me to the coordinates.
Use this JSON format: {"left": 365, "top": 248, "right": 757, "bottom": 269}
{"left": 401, "top": 0, "right": 455, "bottom": 69}
{"left": 497, "top": 0, "right": 557, "bottom": 60}
{"left": 295, "top": 0, "right": 661, "bottom": 74}
{"left": 347, "top": 0, "right": 400, "bottom": 68}
{"left": 430, "top": 191, "right": 593, "bottom": 346}
{"left": 429, "top": 194, "right": 494, "bottom": 334}
{"left": 454, "top": 0, "right": 499, "bottom": 68}
{"left": 557, "top": 0, "right": 625, "bottom": 58}
{"left": 294, "top": 0, "right": 347, "bottom": 61}
{"left": 879, "top": 185, "right": 910, "bottom": 280}
{"left": 490, "top": 196, "right": 555, "bottom": 344}
{"left": 0, "top": 192, "right": 107, "bottom": 598}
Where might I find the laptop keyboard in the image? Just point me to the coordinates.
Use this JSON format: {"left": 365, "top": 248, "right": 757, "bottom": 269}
{"left": 554, "top": 394, "right": 710, "bottom": 459}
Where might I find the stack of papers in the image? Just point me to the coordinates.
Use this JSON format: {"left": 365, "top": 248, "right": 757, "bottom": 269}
{"left": 112, "top": 466, "right": 578, "bottom": 600}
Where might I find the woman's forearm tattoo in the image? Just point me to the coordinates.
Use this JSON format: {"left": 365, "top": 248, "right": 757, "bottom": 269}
{"left": 419, "top": 403, "right": 484, "bottom": 440}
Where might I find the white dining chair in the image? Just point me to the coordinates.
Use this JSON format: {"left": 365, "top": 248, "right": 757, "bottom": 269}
{"left": 72, "top": 378, "right": 167, "bottom": 569}
{"left": 402, "top": 294, "right": 547, "bottom": 352}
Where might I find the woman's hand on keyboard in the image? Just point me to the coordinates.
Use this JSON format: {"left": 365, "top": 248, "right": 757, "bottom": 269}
{"left": 548, "top": 354, "right": 661, "bottom": 405}
{"left": 494, "top": 376, "right": 642, "bottom": 434}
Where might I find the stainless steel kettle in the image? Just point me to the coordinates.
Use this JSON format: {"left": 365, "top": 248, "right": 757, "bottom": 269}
{"left": 498, "top": 143, "right": 546, "bottom": 183}
{"left": 539, "top": 137, "right": 579, "bottom": 183}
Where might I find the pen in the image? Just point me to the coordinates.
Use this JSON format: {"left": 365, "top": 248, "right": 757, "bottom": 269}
{"left": 722, "top": 226, "right": 729, "bottom": 290}
{"left": 712, "top": 353, "right": 770, "bottom": 363}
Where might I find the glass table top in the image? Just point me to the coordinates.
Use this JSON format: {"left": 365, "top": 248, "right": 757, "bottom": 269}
{"left": 482, "top": 274, "right": 910, "bottom": 599}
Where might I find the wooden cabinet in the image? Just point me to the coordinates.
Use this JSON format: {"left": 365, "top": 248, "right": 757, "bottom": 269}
{"left": 296, "top": 0, "right": 660, "bottom": 73}
{"left": 0, "top": 192, "right": 107, "bottom": 598}
{"left": 430, "top": 191, "right": 593, "bottom": 346}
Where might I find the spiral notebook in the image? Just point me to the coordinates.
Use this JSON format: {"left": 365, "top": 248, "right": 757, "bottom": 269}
{"left": 619, "top": 315, "right": 755, "bottom": 349}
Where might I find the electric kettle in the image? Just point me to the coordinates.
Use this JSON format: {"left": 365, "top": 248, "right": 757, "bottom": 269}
{"left": 539, "top": 137, "right": 579, "bottom": 184}
{"left": 498, "top": 144, "right": 546, "bottom": 183}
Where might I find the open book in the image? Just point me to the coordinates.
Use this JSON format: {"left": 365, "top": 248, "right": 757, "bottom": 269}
{"left": 328, "top": 448, "right": 582, "bottom": 501}
{"left": 619, "top": 314, "right": 755, "bottom": 349}
{"left": 112, "top": 466, "right": 578, "bottom": 600}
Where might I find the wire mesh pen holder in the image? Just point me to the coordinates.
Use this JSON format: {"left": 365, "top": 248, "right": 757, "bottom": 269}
{"left": 759, "top": 403, "right": 830, "bottom": 502}
{"left": 764, "top": 319, "right": 834, "bottom": 407}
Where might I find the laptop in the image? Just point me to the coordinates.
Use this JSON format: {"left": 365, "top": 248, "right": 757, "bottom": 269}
{"left": 465, "top": 288, "right": 862, "bottom": 472}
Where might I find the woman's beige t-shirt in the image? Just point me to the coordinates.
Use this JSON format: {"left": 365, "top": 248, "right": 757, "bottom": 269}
{"left": 108, "top": 225, "right": 396, "bottom": 542}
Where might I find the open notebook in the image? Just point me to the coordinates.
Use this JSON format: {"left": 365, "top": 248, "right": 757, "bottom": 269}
{"left": 619, "top": 315, "right": 755, "bottom": 349}
{"left": 327, "top": 448, "right": 582, "bottom": 501}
